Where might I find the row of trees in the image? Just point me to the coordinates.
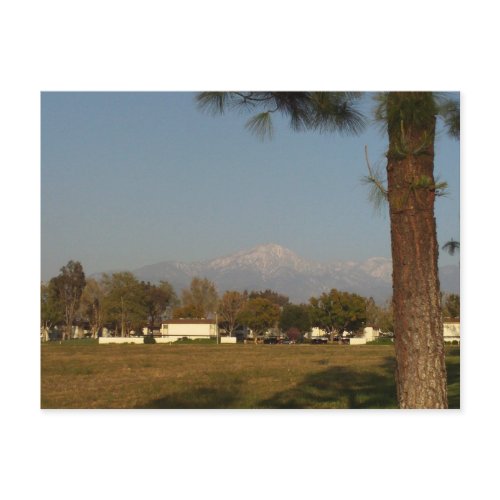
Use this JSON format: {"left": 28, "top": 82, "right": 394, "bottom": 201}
{"left": 41, "top": 261, "right": 177, "bottom": 340}
{"left": 41, "top": 261, "right": 398, "bottom": 341}
{"left": 42, "top": 261, "right": 459, "bottom": 342}
{"left": 174, "top": 283, "right": 395, "bottom": 342}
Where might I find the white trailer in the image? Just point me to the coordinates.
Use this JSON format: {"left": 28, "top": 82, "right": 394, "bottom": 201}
{"left": 159, "top": 319, "right": 218, "bottom": 342}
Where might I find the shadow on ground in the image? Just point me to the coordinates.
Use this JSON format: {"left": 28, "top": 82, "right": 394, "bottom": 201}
{"left": 137, "top": 378, "right": 243, "bottom": 409}
{"left": 135, "top": 354, "right": 459, "bottom": 409}
{"left": 258, "top": 357, "right": 398, "bottom": 409}
{"left": 446, "top": 349, "right": 460, "bottom": 409}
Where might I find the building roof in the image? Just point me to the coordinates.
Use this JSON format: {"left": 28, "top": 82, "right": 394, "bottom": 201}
{"left": 162, "top": 319, "right": 216, "bottom": 325}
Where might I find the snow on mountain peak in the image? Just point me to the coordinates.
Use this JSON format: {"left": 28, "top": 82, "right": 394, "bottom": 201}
{"left": 207, "top": 243, "right": 308, "bottom": 274}
{"left": 359, "top": 257, "right": 393, "bottom": 280}
{"left": 126, "top": 243, "right": 457, "bottom": 304}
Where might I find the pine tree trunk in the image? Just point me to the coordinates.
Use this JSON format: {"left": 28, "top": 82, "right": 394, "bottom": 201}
{"left": 386, "top": 93, "right": 448, "bottom": 408}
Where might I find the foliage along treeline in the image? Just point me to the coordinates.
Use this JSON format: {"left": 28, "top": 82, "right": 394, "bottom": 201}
{"left": 42, "top": 260, "right": 459, "bottom": 341}
{"left": 41, "top": 261, "right": 178, "bottom": 340}
{"left": 41, "top": 260, "right": 397, "bottom": 341}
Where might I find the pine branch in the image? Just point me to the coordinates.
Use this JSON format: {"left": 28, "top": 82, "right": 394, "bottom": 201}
{"left": 362, "top": 145, "right": 388, "bottom": 212}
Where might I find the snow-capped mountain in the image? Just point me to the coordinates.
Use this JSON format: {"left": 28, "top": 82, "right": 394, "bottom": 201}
{"left": 206, "top": 244, "right": 320, "bottom": 274}
{"left": 127, "top": 243, "right": 458, "bottom": 304}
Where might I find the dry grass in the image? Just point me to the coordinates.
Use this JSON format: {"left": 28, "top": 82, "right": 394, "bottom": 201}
{"left": 41, "top": 342, "right": 460, "bottom": 409}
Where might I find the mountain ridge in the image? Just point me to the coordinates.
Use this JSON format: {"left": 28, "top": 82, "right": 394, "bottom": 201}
{"left": 110, "top": 243, "right": 459, "bottom": 304}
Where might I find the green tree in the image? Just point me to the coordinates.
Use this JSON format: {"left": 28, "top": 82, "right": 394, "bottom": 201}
{"left": 279, "top": 303, "right": 311, "bottom": 338}
{"left": 237, "top": 297, "right": 280, "bottom": 342}
{"left": 365, "top": 297, "right": 380, "bottom": 327}
{"left": 102, "top": 272, "right": 147, "bottom": 336}
{"left": 378, "top": 301, "right": 394, "bottom": 333}
{"left": 249, "top": 289, "right": 289, "bottom": 308}
{"left": 197, "top": 91, "right": 459, "bottom": 408}
{"left": 172, "top": 303, "right": 203, "bottom": 319}
{"left": 365, "top": 297, "right": 394, "bottom": 332}
{"left": 141, "top": 280, "right": 178, "bottom": 332}
{"left": 309, "top": 289, "right": 367, "bottom": 339}
{"left": 381, "top": 92, "right": 455, "bottom": 407}
{"left": 41, "top": 281, "right": 63, "bottom": 341}
{"left": 79, "top": 278, "right": 106, "bottom": 338}
{"left": 50, "top": 260, "right": 86, "bottom": 340}
{"left": 442, "top": 293, "right": 460, "bottom": 320}
{"left": 180, "top": 277, "right": 219, "bottom": 318}
{"left": 217, "top": 290, "right": 247, "bottom": 337}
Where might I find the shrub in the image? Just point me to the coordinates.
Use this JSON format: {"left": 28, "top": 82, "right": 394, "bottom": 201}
{"left": 367, "top": 338, "right": 394, "bottom": 345}
{"left": 174, "top": 337, "right": 217, "bottom": 345}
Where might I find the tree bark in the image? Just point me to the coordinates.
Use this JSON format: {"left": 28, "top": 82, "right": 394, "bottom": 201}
{"left": 386, "top": 93, "right": 448, "bottom": 408}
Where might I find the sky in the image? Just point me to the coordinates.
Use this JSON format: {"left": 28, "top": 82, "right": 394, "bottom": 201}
{"left": 41, "top": 91, "right": 460, "bottom": 281}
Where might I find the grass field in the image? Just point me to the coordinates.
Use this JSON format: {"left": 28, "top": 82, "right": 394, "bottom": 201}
{"left": 40, "top": 341, "right": 460, "bottom": 409}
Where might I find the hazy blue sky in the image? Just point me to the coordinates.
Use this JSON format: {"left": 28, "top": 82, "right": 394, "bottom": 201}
{"left": 41, "top": 92, "right": 460, "bottom": 281}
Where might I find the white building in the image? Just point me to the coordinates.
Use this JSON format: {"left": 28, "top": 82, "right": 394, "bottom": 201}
{"left": 349, "top": 337, "right": 367, "bottom": 345}
{"left": 71, "top": 325, "right": 86, "bottom": 339}
{"left": 363, "top": 326, "right": 380, "bottom": 342}
{"left": 309, "top": 327, "right": 328, "bottom": 339}
{"left": 159, "top": 319, "right": 218, "bottom": 343}
{"left": 443, "top": 320, "right": 460, "bottom": 343}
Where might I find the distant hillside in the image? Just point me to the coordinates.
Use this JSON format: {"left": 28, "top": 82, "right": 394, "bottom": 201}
{"left": 106, "top": 243, "right": 459, "bottom": 304}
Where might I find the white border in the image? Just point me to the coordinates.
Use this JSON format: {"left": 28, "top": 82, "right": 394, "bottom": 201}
{"left": 2, "top": 1, "right": 498, "bottom": 499}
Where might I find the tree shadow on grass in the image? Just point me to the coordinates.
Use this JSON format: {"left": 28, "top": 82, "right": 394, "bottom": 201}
{"left": 136, "top": 377, "right": 243, "bottom": 409}
{"left": 258, "top": 357, "right": 398, "bottom": 409}
{"left": 446, "top": 353, "right": 460, "bottom": 409}
{"left": 135, "top": 354, "right": 459, "bottom": 409}
{"left": 257, "top": 354, "right": 460, "bottom": 409}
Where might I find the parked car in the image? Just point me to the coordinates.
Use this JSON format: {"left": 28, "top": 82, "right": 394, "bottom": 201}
{"left": 380, "top": 331, "right": 394, "bottom": 337}
{"left": 263, "top": 337, "right": 279, "bottom": 344}
{"left": 311, "top": 338, "right": 328, "bottom": 344}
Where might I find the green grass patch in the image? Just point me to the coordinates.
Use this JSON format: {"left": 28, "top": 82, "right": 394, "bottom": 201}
{"left": 41, "top": 343, "right": 460, "bottom": 409}
{"left": 173, "top": 337, "right": 217, "bottom": 344}
{"left": 43, "top": 338, "right": 99, "bottom": 346}
{"left": 445, "top": 346, "right": 460, "bottom": 409}
{"left": 367, "top": 337, "right": 395, "bottom": 345}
